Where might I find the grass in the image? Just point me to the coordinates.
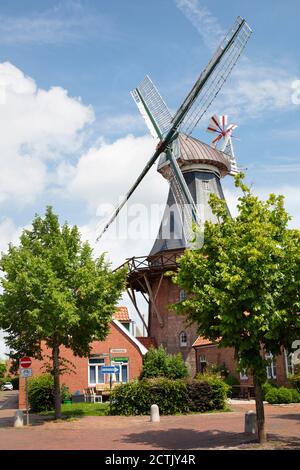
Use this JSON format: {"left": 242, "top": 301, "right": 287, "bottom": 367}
{"left": 40, "top": 402, "right": 110, "bottom": 418}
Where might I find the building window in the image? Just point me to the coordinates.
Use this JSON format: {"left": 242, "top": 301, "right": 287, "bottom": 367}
{"left": 179, "top": 331, "right": 188, "bottom": 347}
{"left": 179, "top": 289, "right": 187, "bottom": 301}
{"left": 112, "top": 361, "right": 129, "bottom": 383}
{"left": 202, "top": 180, "right": 210, "bottom": 191}
{"left": 284, "top": 349, "right": 295, "bottom": 377}
{"left": 199, "top": 354, "right": 207, "bottom": 374}
{"left": 240, "top": 368, "right": 248, "bottom": 380}
{"left": 88, "top": 358, "right": 105, "bottom": 385}
{"left": 265, "top": 352, "right": 277, "bottom": 379}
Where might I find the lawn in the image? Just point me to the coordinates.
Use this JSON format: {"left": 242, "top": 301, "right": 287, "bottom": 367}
{"left": 40, "top": 402, "right": 110, "bottom": 418}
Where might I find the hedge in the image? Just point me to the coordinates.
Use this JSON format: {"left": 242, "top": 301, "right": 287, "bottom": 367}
{"left": 28, "top": 374, "right": 71, "bottom": 412}
{"left": 110, "top": 376, "right": 228, "bottom": 415}
{"left": 263, "top": 382, "right": 300, "bottom": 404}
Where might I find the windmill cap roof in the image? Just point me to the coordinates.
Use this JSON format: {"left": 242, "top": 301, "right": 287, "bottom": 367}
{"left": 158, "top": 133, "right": 231, "bottom": 177}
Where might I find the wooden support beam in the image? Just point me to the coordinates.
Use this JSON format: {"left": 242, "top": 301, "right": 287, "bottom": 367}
{"left": 154, "top": 273, "right": 164, "bottom": 302}
{"left": 126, "top": 288, "right": 148, "bottom": 335}
{"left": 143, "top": 275, "right": 164, "bottom": 327}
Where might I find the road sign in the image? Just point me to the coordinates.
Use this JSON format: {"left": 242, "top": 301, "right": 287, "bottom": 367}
{"left": 110, "top": 349, "right": 127, "bottom": 353}
{"left": 100, "top": 365, "right": 120, "bottom": 374}
{"left": 112, "top": 357, "right": 128, "bottom": 363}
{"left": 20, "top": 368, "right": 32, "bottom": 378}
{"left": 20, "top": 357, "right": 32, "bottom": 368}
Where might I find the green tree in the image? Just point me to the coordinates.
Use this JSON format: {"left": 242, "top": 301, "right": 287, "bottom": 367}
{"left": 171, "top": 175, "right": 300, "bottom": 443}
{"left": 0, "top": 207, "right": 127, "bottom": 419}
{"left": 141, "top": 345, "right": 188, "bottom": 379}
{"left": 0, "top": 361, "right": 7, "bottom": 378}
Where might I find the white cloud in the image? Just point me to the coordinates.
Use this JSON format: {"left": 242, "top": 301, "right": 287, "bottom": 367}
{"left": 224, "top": 184, "right": 300, "bottom": 229}
{"left": 175, "top": 0, "right": 225, "bottom": 51}
{"left": 216, "top": 60, "right": 297, "bottom": 120}
{"left": 0, "top": 218, "right": 24, "bottom": 253}
{"left": 63, "top": 133, "right": 168, "bottom": 213}
{"left": 0, "top": 62, "right": 94, "bottom": 205}
{"left": 175, "top": 0, "right": 298, "bottom": 122}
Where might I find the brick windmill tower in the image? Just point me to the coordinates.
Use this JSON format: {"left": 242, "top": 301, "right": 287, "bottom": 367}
{"left": 97, "top": 17, "right": 252, "bottom": 374}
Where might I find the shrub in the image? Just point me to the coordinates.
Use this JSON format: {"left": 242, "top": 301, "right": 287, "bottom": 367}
{"left": 186, "top": 380, "right": 212, "bottom": 412}
{"left": 28, "top": 374, "right": 70, "bottom": 412}
{"left": 288, "top": 374, "right": 300, "bottom": 392}
{"left": 141, "top": 346, "right": 188, "bottom": 380}
{"left": 195, "top": 373, "right": 230, "bottom": 409}
{"left": 264, "top": 385, "right": 300, "bottom": 404}
{"left": 110, "top": 376, "right": 229, "bottom": 416}
{"left": 224, "top": 374, "right": 240, "bottom": 387}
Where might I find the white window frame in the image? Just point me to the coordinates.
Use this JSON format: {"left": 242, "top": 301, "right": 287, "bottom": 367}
{"left": 284, "top": 349, "right": 295, "bottom": 377}
{"left": 265, "top": 352, "right": 277, "bottom": 379}
{"left": 179, "top": 331, "right": 188, "bottom": 347}
{"left": 179, "top": 289, "right": 187, "bottom": 301}
{"left": 240, "top": 368, "right": 248, "bottom": 380}
{"left": 88, "top": 357, "right": 105, "bottom": 386}
{"left": 111, "top": 361, "right": 129, "bottom": 384}
{"left": 202, "top": 180, "right": 210, "bottom": 191}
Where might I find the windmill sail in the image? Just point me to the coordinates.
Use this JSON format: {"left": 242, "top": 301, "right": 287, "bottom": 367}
{"left": 96, "top": 16, "right": 252, "bottom": 241}
{"left": 131, "top": 76, "right": 172, "bottom": 139}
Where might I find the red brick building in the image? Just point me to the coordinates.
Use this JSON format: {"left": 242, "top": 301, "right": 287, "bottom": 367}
{"left": 19, "top": 308, "right": 147, "bottom": 409}
{"left": 193, "top": 336, "right": 295, "bottom": 387}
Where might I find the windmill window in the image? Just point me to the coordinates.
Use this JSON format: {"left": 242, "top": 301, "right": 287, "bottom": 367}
{"left": 179, "top": 289, "right": 187, "bottom": 301}
{"left": 179, "top": 331, "right": 188, "bottom": 347}
{"left": 170, "top": 211, "right": 175, "bottom": 233}
{"left": 199, "top": 355, "right": 207, "bottom": 374}
{"left": 202, "top": 180, "right": 210, "bottom": 191}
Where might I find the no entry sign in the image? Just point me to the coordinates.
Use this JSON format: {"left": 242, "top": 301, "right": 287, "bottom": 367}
{"left": 20, "top": 357, "right": 32, "bottom": 368}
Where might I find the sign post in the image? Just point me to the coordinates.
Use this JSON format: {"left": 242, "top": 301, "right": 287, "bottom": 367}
{"left": 20, "top": 357, "right": 32, "bottom": 425}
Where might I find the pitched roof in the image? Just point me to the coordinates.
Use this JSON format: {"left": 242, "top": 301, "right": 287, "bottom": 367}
{"left": 113, "top": 306, "right": 130, "bottom": 322}
{"left": 136, "top": 337, "right": 157, "bottom": 349}
{"left": 112, "top": 319, "right": 148, "bottom": 355}
{"left": 193, "top": 336, "right": 215, "bottom": 348}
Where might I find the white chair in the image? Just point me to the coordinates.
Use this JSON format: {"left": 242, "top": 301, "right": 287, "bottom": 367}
{"left": 89, "top": 387, "right": 102, "bottom": 403}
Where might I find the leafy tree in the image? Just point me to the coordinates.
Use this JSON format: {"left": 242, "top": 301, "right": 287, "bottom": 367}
{"left": 171, "top": 175, "right": 300, "bottom": 443}
{"left": 0, "top": 361, "right": 6, "bottom": 378}
{"left": 0, "top": 207, "right": 127, "bottom": 419}
{"left": 141, "top": 345, "right": 188, "bottom": 379}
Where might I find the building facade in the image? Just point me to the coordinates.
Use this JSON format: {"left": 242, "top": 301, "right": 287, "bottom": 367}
{"left": 19, "top": 308, "right": 147, "bottom": 409}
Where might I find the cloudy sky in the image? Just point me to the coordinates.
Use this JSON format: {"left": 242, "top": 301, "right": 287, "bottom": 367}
{"left": 0, "top": 0, "right": 300, "bottom": 357}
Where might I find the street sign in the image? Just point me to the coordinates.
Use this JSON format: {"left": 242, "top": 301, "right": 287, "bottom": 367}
{"left": 112, "top": 357, "right": 128, "bottom": 363}
{"left": 100, "top": 365, "right": 120, "bottom": 374}
{"left": 20, "top": 368, "right": 32, "bottom": 378}
{"left": 110, "top": 349, "right": 127, "bottom": 353}
{"left": 20, "top": 357, "right": 32, "bottom": 368}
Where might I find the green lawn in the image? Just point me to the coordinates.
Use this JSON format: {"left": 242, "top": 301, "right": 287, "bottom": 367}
{"left": 40, "top": 402, "right": 110, "bottom": 418}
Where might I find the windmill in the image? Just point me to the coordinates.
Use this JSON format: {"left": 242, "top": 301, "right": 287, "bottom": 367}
{"left": 97, "top": 17, "right": 252, "bottom": 372}
{"left": 97, "top": 16, "right": 252, "bottom": 244}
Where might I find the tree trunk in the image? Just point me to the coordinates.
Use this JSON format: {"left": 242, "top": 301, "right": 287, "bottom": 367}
{"left": 52, "top": 344, "right": 61, "bottom": 420}
{"left": 253, "top": 374, "right": 266, "bottom": 443}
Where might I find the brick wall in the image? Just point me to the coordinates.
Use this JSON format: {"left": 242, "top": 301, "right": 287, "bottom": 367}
{"left": 195, "top": 344, "right": 290, "bottom": 386}
{"left": 149, "top": 274, "right": 198, "bottom": 376}
{"left": 19, "top": 321, "right": 144, "bottom": 409}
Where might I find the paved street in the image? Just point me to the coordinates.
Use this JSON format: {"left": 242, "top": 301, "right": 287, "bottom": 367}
{"left": 0, "top": 394, "right": 299, "bottom": 450}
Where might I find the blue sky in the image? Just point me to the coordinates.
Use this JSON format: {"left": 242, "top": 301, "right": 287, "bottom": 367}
{"left": 0, "top": 0, "right": 300, "bottom": 356}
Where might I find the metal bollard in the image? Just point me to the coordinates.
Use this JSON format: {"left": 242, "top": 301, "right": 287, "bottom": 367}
{"left": 244, "top": 410, "right": 257, "bottom": 434}
{"left": 150, "top": 404, "right": 160, "bottom": 422}
{"left": 14, "top": 410, "right": 24, "bottom": 428}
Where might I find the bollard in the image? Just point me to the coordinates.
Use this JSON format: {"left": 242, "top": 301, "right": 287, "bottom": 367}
{"left": 14, "top": 410, "right": 24, "bottom": 428}
{"left": 150, "top": 404, "right": 160, "bottom": 422}
{"left": 244, "top": 410, "right": 257, "bottom": 434}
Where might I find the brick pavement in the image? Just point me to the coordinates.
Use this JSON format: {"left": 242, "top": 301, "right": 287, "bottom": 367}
{"left": 0, "top": 398, "right": 299, "bottom": 450}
